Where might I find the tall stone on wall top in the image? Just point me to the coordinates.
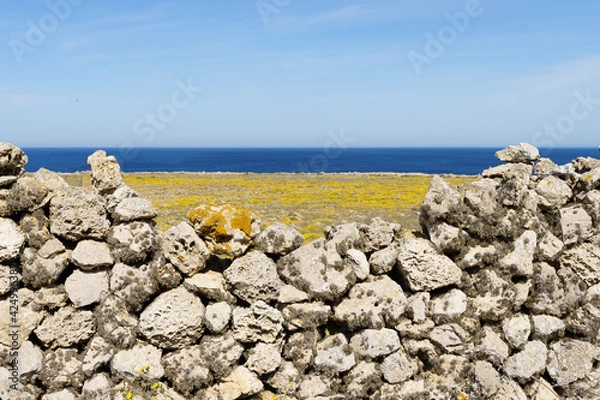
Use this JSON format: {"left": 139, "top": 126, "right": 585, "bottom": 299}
{"left": 87, "top": 150, "right": 124, "bottom": 194}
{"left": 0, "top": 142, "right": 28, "bottom": 177}
{"left": 495, "top": 142, "right": 540, "bottom": 164}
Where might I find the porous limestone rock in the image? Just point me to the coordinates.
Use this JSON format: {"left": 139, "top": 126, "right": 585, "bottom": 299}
{"left": 0, "top": 142, "right": 27, "bottom": 176}
{"left": 357, "top": 217, "right": 401, "bottom": 252}
{"left": 504, "top": 340, "right": 547, "bottom": 382}
{"left": 109, "top": 263, "right": 159, "bottom": 311}
{"left": 160, "top": 222, "right": 209, "bottom": 276}
{"left": 546, "top": 339, "right": 598, "bottom": 386}
{"left": 81, "top": 374, "right": 113, "bottom": 400}
{"left": 199, "top": 333, "right": 244, "bottom": 379}
{"left": 368, "top": 244, "right": 398, "bottom": 275}
{"left": 499, "top": 230, "right": 536, "bottom": 276}
{"left": 246, "top": 342, "right": 282, "bottom": 376}
{"left": 87, "top": 150, "right": 124, "bottom": 194}
{"left": 314, "top": 333, "right": 355, "bottom": 373}
{"left": 282, "top": 302, "right": 331, "bottom": 331}
{"left": 162, "top": 345, "right": 211, "bottom": 396}
{"left": 71, "top": 239, "right": 113, "bottom": 270}
{"left": 21, "top": 241, "right": 71, "bottom": 289}
{"left": 49, "top": 188, "right": 110, "bottom": 241}
{"left": 108, "top": 221, "right": 159, "bottom": 264}
{"left": 40, "top": 348, "right": 84, "bottom": 390}
{"left": 224, "top": 250, "right": 282, "bottom": 303}
{"left": 531, "top": 315, "right": 565, "bottom": 341}
{"left": 0, "top": 218, "right": 25, "bottom": 262}
{"left": 188, "top": 204, "right": 259, "bottom": 258}
{"left": 82, "top": 336, "right": 114, "bottom": 376}
{"left": 65, "top": 269, "right": 109, "bottom": 308}
{"left": 381, "top": 346, "right": 420, "bottom": 384}
{"left": 536, "top": 231, "right": 564, "bottom": 262}
{"left": 204, "top": 302, "right": 232, "bottom": 334}
{"left": 34, "top": 306, "right": 96, "bottom": 348}
{"left": 482, "top": 163, "right": 533, "bottom": 181}
{"left": 560, "top": 242, "right": 600, "bottom": 286}
{"left": 111, "top": 342, "right": 164, "bottom": 381}
{"left": 502, "top": 314, "right": 531, "bottom": 349}
{"left": 184, "top": 270, "right": 236, "bottom": 303}
{"left": 254, "top": 221, "right": 304, "bottom": 255}
{"left": 232, "top": 301, "right": 283, "bottom": 344}
{"left": 350, "top": 328, "right": 400, "bottom": 359}
{"left": 495, "top": 143, "right": 540, "bottom": 164}
{"left": 112, "top": 197, "right": 157, "bottom": 222}
{"left": 560, "top": 205, "right": 593, "bottom": 245}
{"left": 345, "top": 361, "right": 382, "bottom": 399}
{"left": 420, "top": 175, "right": 462, "bottom": 222}
{"left": 430, "top": 289, "right": 467, "bottom": 323}
{"left": 536, "top": 175, "right": 572, "bottom": 208}
{"left": 427, "top": 221, "right": 465, "bottom": 254}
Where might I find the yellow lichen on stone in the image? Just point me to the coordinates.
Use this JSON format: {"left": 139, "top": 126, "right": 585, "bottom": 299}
{"left": 230, "top": 208, "right": 258, "bottom": 237}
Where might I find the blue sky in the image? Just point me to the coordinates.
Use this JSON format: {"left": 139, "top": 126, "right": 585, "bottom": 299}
{"left": 1, "top": 0, "right": 599, "bottom": 148}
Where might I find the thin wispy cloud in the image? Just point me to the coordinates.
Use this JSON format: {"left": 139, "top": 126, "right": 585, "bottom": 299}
{"left": 0, "top": 89, "right": 65, "bottom": 107}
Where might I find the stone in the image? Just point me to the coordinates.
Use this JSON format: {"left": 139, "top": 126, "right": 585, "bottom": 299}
{"left": 40, "top": 348, "right": 84, "bottom": 390}
{"left": 21, "top": 246, "right": 71, "bottom": 289}
{"left": 5, "top": 176, "right": 50, "bottom": 215}
{"left": 204, "top": 302, "right": 232, "bottom": 333}
{"left": 502, "top": 314, "right": 531, "bottom": 349}
{"left": 0, "top": 218, "right": 25, "bottom": 261}
{"left": 111, "top": 342, "right": 164, "bottom": 381}
{"left": 357, "top": 217, "right": 401, "bottom": 252}
{"left": 324, "top": 222, "right": 361, "bottom": 255}
{"left": 224, "top": 250, "right": 282, "bottom": 303}
{"left": 254, "top": 221, "right": 304, "bottom": 255}
{"left": 41, "top": 389, "right": 78, "bottom": 400}
{"left": 420, "top": 175, "right": 462, "bottom": 221}
{"left": 334, "top": 275, "right": 407, "bottom": 330}
{"left": 459, "top": 245, "right": 498, "bottom": 269}
{"left": 560, "top": 206, "right": 593, "bottom": 245}
{"left": 527, "top": 378, "right": 561, "bottom": 400}
{"left": 106, "top": 185, "right": 138, "bottom": 212}
{"left": 470, "top": 269, "right": 514, "bottom": 322}
{"left": 381, "top": 346, "right": 419, "bottom": 384}
{"left": 153, "top": 261, "right": 183, "bottom": 291}
{"left": 19, "top": 340, "right": 43, "bottom": 378}
{"left": 82, "top": 336, "right": 114, "bottom": 375}
{"left": 188, "top": 204, "right": 260, "bottom": 258}
{"left": 71, "top": 240, "right": 113, "bottom": 270}
{"left": 277, "top": 284, "right": 309, "bottom": 304}
{"left": 582, "top": 165, "right": 600, "bottom": 189}
{"left": 31, "top": 168, "right": 70, "bottom": 195}
{"left": 476, "top": 326, "right": 510, "bottom": 366}
{"left": 350, "top": 328, "right": 400, "bottom": 359}
{"left": 504, "top": 340, "right": 547, "bottom": 382}
{"left": 547, "top": 339, "right": 598, "bottom": 386}
{"left": 199, "top": 333, "right": 244, "bottom": 379}
{"left": 406, "top": 292, "right": 430, "bottom": 323}
{"left": 246, "top": 342, "right": 282, "bottom": 375}
{"left": 215, "top": 366, "right": 264, "bottom": 399}
{"left": 232, "top": 301, "right": 283, "bottom": 343}
{"left": 95, "top": 296, "right": 138, "bottom": 348}
{"left": 0, "top": 264, "right": 13, "bottom": 296}
{"left": 64, "top": 269, "right": 109, "bottom": 308}
{"left": 560, "top": 243, "right": 600, "bottom": 286}
{"left": 499, "top": 230, "right": 536, "bottom": 276}
{"left": 396, "top": 236, "right": 462, "bottom": 291}
{"left": 87, "top": 149, "right": 124, "bottom": 194}
{"left": 495, "top": 142, "right": 540, "bottom": 163}
{"left": 428, "top": 323, "right": 470, "bottom": 353}
{"left": 82, "top": 374, "right": 113, "bottom": 400}
{"left": 184, "top": 270, "right": 236, "bottom": 303}
{"left": 534, "top": 157, "right": 558, "bottom": 175}
{"left": 282, "top": 302, "right": 331, "bottom": 330}
{"left": 536, "top": 231, "right": 564, "bottom": 262}
{"left": 278, "top": 238, "right": 354, "bottom": 301}
{"left": 427, "top": 222, "right": 465, "bottom": 254}
{"left": 491, "top": 377, "right": 528, "bottom": 400}
{"left": 536, "top": 176, "right": 572, "bottom": 208}
{"left": 368, "top": 244, "right": 398, "bottom": 275}
{"left": 430, "top": 289, "right": 467, "bottom": 323}
{"left": 108, "top": 221, "right": 159, "bottom": 264}
{"left": 0, "top": 142, "right": 28, "bottom": 176}
{"left": 472, "top": 360, "right": 501, "bottom": 398}
{"left": 284, "top": 330, "right": 318, "bottom": 372}
{"left": 267, "top": 361, "right": 301, "bottom": 395}
{"left": 531, "top": 315, "right": 565, "bottom": 341}
{"left": 314, "top": 333, "right": 355, "bottom": 373}
{"left": 160, "top": 222, "right": 209, "bottom": 276}
{"left": 19, "top": 209, "right": 52, "bottom": 249}
{"left": 34, "top": 306, "right": 96, "bottom": 348}
{"left": 297, "top": 374, "right": 332, "bottom": 399}
{"left": 162, "top": 345, "right": 211, "bottom": 395}
{"left": 139, "top": 287, "right": 205, "bottom": 349}
{"left": 112, "top": 197, "right": 157, "bottom": 222}
{"left": 345, "top": 248, "right": 369, "bottom": 281}
{"left": 110, "top": 263, "right": 159, "bottom": 311}
{"left": 345, "top": 361, "right": 382, "bottom": 399}
{"left": 49, "top": 188, "right": 110, "bottom": 240}
{"left": 482, "top": 163, "right": 533, "bottom": 181}
{"left": 0, "top": 295, "right": 45, "bottom": 347}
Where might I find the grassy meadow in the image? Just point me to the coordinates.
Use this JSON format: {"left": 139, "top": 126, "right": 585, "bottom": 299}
{"left": 62, "top": 173, "right": 475, "bottom": 242}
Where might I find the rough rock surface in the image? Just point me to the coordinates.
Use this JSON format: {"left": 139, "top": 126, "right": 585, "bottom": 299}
{"left": 224, "top": 250, "right": 282, "bottom": 303}
{"left": 254, "top": 221, "right": 304, "bottom": 255}
{"left": 49, "top": 188, "right": 110, "bottom": 241}
{"left": 87, "top": 150, "right": 124, "bottom": 194}
{"left": 160, "top": 221, "right": 210, "bottom": 276}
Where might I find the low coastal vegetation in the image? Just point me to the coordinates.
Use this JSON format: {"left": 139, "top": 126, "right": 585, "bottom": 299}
{"left": 63, "top": 172, "right": 475, "bottom": 241}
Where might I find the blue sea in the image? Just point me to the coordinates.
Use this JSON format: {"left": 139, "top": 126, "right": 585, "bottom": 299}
{"left": 22, "top": 147, "right": 600, "bottom": 175}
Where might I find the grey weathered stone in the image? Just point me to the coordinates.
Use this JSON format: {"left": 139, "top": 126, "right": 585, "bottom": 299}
{"left": 214, "top": 366, "right": 264, "bottom": 399}
{"left": 278, "top": 238, "right": 355, "bottom": 301}
{"left": 112, "top": 197, "right": 157, "bottom": 222}
{"left": 345, "top": 361, "right": 381, "bottom": 399}
{"left": 3, "top": 176, "right": 50, "bottom": 215}
{"left": 470, "top": 269, "right": 514, "bottom": 322}
{"left": 71, "top": 240, "right": 113, "bottom": 270}
{"left": 495, "top": 143, "right": 540, "bottom": 163}
{"left": 396, "top": 236, "right": 462, "bottom": 291}
{"left": 29, "top": 286, "right": 68, "bottom": 311}
{"left": 357, "top": 217, "right": 401, "bottom": 252}
{"left": 582, "top": 165, "right": 600, "bottom": 189}
{"left": 534, "top": 157, "right": 558, "bottom": 175}
{"left": 368, "top": 244, "right": 398, "bottom": 275}
{"left": 296, "top": 373, "right": 332, "bottom": 399}
{"left": 324, "top": 222, "right": 361, "bottom": 255}
{"left": 95, "top": 296, "right": 138, "bottom": 348}
{"left": 30, "top": 168, "right": 70, "bottom": 195}
{"left": 527, "top": 377, "right": 561, "bottom": 400}
{"left": 0, "top": 218, "right": 25, "bottom": 261}
{"left": 163, "top": 345, "right": 211, "bottom": 395}
{"left": 504, "top": 340, "right": 547, "bottom": 382}
{"left": 267, "top": 361, "right": 301, "bottom": 395}
{"left": 19, "top": 209, "right": 52, "bottom": 249}
{"left": 0, "top": 264, "right": 13, "bottom": 296}
{"left": 502, "top": 314, "right": 531, "bottom": 349}
{"left": 111, "top": 342, "right": 164, "bottom": 381}
{"left": 160, "top": 222, "right": 209, "bottom": 276}
{"left": 40, "top": 348, "right": 84, "bottom": 390}
{"left": 560, "top": 243, "right": 600, "bottom": 286}
{"left": 106, "top": 185, "right": 138, "bottom": 212}
{"left": 19, "top": 340, "right": 43, "bottom": 378}
{"left": 531, "top": 315, "right": 565, "bottom": 341}
{"left": 427, "top": 222, "right": 465, "bottom": 253}
{"left": 246, "top": 342, "right": 282, "bottom": 375}
{"left": 314, "top": 333, "right": 355, "bottom": 373}
{"left": 420, "top": 175, "right": 462, "bottom": 221}
{"left": 459, "top": 244, "right": 498, "bottom": 269}
{"left": 199, "top": 333, "right": 245, "bottom": 379}
{"left": 284, "top": 330, "right": 318, "bottom": 372}
{"left": 430, "top": 289, "right": 467, "bottom": 323}
{"left": 381, "top": 346, "right": 419, "bottom": 384}
{"left": 476, "top": 326, "right": 510, "bottom": 366}
{"left": 428, "top": 323, "right": 470, "bottom": 353}
{"left": 282, "top": 302, "right": 331, "bottom": 330}
{"left": 65, "top": 269, "right": 109, "bottom": 308}
{"left": 536, "top": 176, "right": 572, "bottom": 208}
{"left": 277, "top": 284, "right": 309, "bottom": 304}
{"left": 49, "top": 188, "right": 110, "bottom": 240}
{"left": 108, "top": 221, "right": 159, "bottom": 264}
{"left": 82, "top": 336, "right": 114, "bottom": 375}
{"left": 547, "top": 339, "right": 598, "bottom": 386}
{"left": 499, "top": 230, "right": 536, "bottom": 276}
{"left": 254, "top": 221, "right": 304, "bottom": 255}
{"left": 491, "top": 377, "right": 528, "bottom": 400}
{"left": 224, "top": 250, "right": 282, "bottom": 303}
{"left": 526, "top": 262, "right": 567, "bottom": 316}
{"left": 204, "top": 302, "right": 232, "bottom": 334}
{"left": 81, "top": 374, "right": 113, "bottom": 400}
{"left": 334, "top": 275, "right": 407, "bottom": 330}
{"left": 87, "top": 150, "right": 124, "bottom": 194}
{"left": 184, "top": 270, "right": 236, "bottom": 303}
{"left": 560, "top": 205, "right": 593, "bottom": 245}
{"left": 536, "top": 231, "right": 564, "bottom": 262}
{"left": 34, "top": 306, "right": 96, "bottom": 348}
{"left": 139, "top": 287, "right": 205, "bottom": 349}
{"left": 232, "top": 301, "right": 283, "bottom": 343}
{"left": 110, "top": 263, "right": 159, "bottom": 311}
{"left": 41, "top": 389, "right": 78, "bottom": 400}
{"left": 482, "top": 163, "right": 533, "bottom": 181}
{"left": 472, "top": 360, "right": 501, "bottom": 398}
{"left": 406, "top": 292, "right": 430, "bottom": 323}
{"left": 0, "top": 142, "right": 27, "bottom": 176}
{"left": 345, "top": 248, "right": 369, "bottom": 281}
{"left": 350, "top": 328, "right": 400, "bottom": 359}
{"left": 21, "top": 245, "right": 71, "bottom": 289}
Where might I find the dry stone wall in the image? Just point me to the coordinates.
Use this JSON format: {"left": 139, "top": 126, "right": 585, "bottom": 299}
{"left": 1, "top": 142, "right": 600, "bottom": 399}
